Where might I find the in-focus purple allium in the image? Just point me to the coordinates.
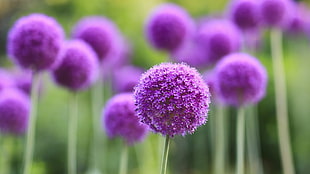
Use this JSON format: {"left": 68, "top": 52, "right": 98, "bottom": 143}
{"left": 229, "top": 0, "right": 261, "bottom": 30}
{"left": 72, "top": 16, "right": 120, "bottom": 61}
{"left": 112, "top": 66, "right": 144, "bottom": 93}
{"left": 7, "top": 13, "right": 64, "bottom": 71}
{"left": 0, "top": 88, "right": 30, "bottom": 135}
{"left": 196, "top": 19, "right": 241, "bottom": 65}
{"left": 214, "top": 53, "right": 267, "bottom": 107}
{"left": 259, "top": 0, "right": 293, "bottom": 27}
{"left": 134, "top": 63, "right": 211, "bottom": 137}
{"left": 145, "top": 3, "right": 194, "bottom": 52}
{"left": 0, "top": 69, "right": 15, "bottom": 91}
{"left": 102, "top": 93, "right": 148, "bottom": 145}
{"left": 52, "top": 40, "right": 99, "bottom": 91}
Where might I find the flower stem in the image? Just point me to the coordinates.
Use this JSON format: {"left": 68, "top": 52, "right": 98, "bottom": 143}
{"left": 119, "top": 144, "right": 128, "bottom": 174}
{"left": 23, "top": 72, "right": 41, "bottom": 174}
{"left": 270, "top": 29, "right": 295, "bottom": 174}
{"left": 160, "top": 135, "right": 170, "bottom": 174}
{"left": 68, "top": 92, "right": 78, "bottom": 174}
{"left": 214, "top": 104, "right": 226, "bottom": 174}
{"left": 1, "top": 136, "right": 12, "bottom": 174}
{"left": 236, "top": 107, "right": 245, "bottom": 174}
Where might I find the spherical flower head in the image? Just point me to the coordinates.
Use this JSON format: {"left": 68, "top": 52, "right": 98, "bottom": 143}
{"left": 52, "top": 40, "right": 99, "bottom": 91}
{"left": 72, "top": 16, "right": 120, "bottom": 61}
{"left": 145, "top": 3, "right": 194, "bottom": 52}
{"left": 112, "top": 66, "right": 144, "bottom": 93}
{"left": 0, "top": 88, "right": 30, "bottom": 135}
{"left": 214, "top": 53, "right": 267, "bottom": 107}
{"left": 12, "top": 70, "right": 32, "bottom": 95}
{"left": 134, "top": 63, "right": 211, "bottom": 137}
{"left": 0, "top": 69, "right": 15, "bottom": 91}
{"left": 285, "top": 2, "right": 310, "bottom": 34}
{"left": 202, "top": 70, "right": 216, "bottom": 96}
{"left": 230, "top": 0, "right": 261, "bottom": 30}
{"left": 7, "top": 13, "right": 64, "bottom": 71}
{"left": 102, "top": 93, "right": 148, "bottom": 145}
{"left": 171, "top": 40, "right": 209, "bottom": 69}
{"left": 196, "top": 19, "right": 241, "bottom": 65}
{"left": 259, "top": 0, "right": 293, "bottom": 27}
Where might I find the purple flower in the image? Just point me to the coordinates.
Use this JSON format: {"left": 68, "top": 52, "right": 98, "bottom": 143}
{"left": 229, "top": 0, "right": 261, "bottom": 31}
{"left": 112, "top": 66, "right": 144, "bottom": 93}
{"left": 51, "top": 40, "right": 99, "bottom": 91}
{"left": 259, "top": 0, "right": 293, "bottom": 27}
{"left": 72, "top": 16, "right": 121, "bottom": 61}
{"left": 202, "top": 70, "right": 216, "bottom": 96}
{"left": 196, "top": 19, "right": 241, "bottom": 65}
{"left": 285, "top": 2, "right": 310, "bottom": 34}
{"left": 7, "top": 13, "right": 64, "bottom": 71}
{"left": 0, "top": 88, "right": 30, "bottom": 135}
{"left": 102, "top": 93, "right": 148, "bottom": 145}
{"left": 145, "top": 3, "right": 194, "bottom": 52}
{"left": 12, "top": 70, "right": 32, "bottom": 95}
{"left": 134, "top": 63, "right": 211, "bottom": 137}
{"left": 214, "top": 53, "right": 267, "bottom": 107}
{"left": 0, "top": 69, "right": 15, "bottom": 91}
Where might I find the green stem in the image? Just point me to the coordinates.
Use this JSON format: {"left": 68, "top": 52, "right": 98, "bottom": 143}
{"left": 236, "top": 107, "right": 245, "bottom": 174}
{"left": 246, "top": 106, "right": 264, "bottom": 174}
{"left": 214, "top": 104, "right": 226, "bottom": 174}
{"left": 68, "top": 93, "right": 78, "bottom": 174}
{"left": 1, "top": 136, "right": 12, "bottom": 174}
{"left": 160, "top": 135, "right": 170, "bottom": 174}
{"left": 23, "top": 73, "right": 41, "bottom": 174}
{"left": 270, "top": 29, "right": 295, "bottom": 174}
{"left": 119, "top": 144, "right": 128, "bottom": 174}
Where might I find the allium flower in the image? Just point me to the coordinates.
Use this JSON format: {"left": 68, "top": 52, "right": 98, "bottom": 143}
{"left": 112, "top": 66, "right": 144, "bottom": 93}
{"left": 196, "top": 19, "right": 241, "bottom": 65}
{"left": 134, "top": 63, "right": 211, "bottom": 137}
{"left": 7, "top": 13, "right": 64, "bottom": 71}
{"left": 145, "top": 3, "right": 194, "bottom": 52}
{"left": 102, "top": 93, "right": 148, "bottom": 145}
{"left": 285, "top": 2, "right": 310, "bottom": 34}
{"left": 202, "top": 70, "right": 216, "bottom": 95}
{"left": 229, "top": 0, "right": 260, "bottom": 30}
{"left": 214, "top": 53, "right": 267, "bottom": 107}
{"left": 259, "top": 0, "right": 293, "bottom": 27}
{"left": 52, "top": 40, "right": 99, "bottom": 91}
{"left": 12, "top": 70, "right": 32, "bottom": 95}
{"left": 0, "top": 88, "right": 30, "bottom": 135}
{"left": 0, "top": 69, "right": 15, "bottom": 91}
{"left": 72, "top": 16, "right": 121, "bottom": 61}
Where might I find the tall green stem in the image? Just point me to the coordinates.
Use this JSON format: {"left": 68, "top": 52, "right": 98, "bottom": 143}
{"left": 214, "top": 104, "right": 226, "bottom": 174}
{"left": 270, "top": 29, "right": 295, "bottom": 174}
{"left": 23, "top": 73, "right": 40, "bottom": 174}
{"left": 236, "top": 107, "right": 245, "bottom": 174}
{"left": 160, "top": 135, "right": 170, "bottom": 174}
{"left": 68, "top": 93, "right": 78, "bottom": 174}
{"left": 119, "top": 144, "right": 128, "bottom": 174}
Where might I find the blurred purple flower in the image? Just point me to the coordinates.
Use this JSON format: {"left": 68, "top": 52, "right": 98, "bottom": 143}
{"left": 7, "top": 13, "right": 64, "bottom": 71}
{"left": 112, "top": 66, "right": 144, "bottom": 93}
{"left": 72, "top": 16, "right": 121, "bottom": 61}
{"left": 145, "top": 3, "right": 194, "bottom": 52}
{"left": 285, "top": 2, "right": 310, "bottom": 34}
{"left": 0, "top": 88, "right": 30, "bottom": 135}
{"left": 102, "top": 93, "right": 148, "bottom": 145}
{"left": 214, "top": 53, "right": 267, "bottom": 107}
{"left": 51, "top": 40, "right": 99, "bottom": 91}
{"left": 134, "top": 63, "right": 211, "bottom": 137}
{"left": 0, "top": 69, "right": 15, "bottom": 91}
{"left": 196, "top": 19, "right": 241, "bottom": 65}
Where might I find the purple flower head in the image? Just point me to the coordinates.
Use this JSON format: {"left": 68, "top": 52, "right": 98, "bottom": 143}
{"left": 202, "top": 70, "right": 216, "bottom": 96}
{"left": 259, "top": 0, "right": 293, "bottom": 27}
{"left": 12, "top": 70, "right": 32, "bottom": 95}
{"left": 196, "top": 19, "right": 241, "bottom": 65}
{"left": 285, "top": 2, "right": 310, "bottom": 34}
{"left": 102, "top": 93, "right": 148, "bottom": 145}
{"left": 134, "top": 63, "right": 211, "bottom": 137}
{"left": 214, "top": 53, "right": 267, "bottom": 107}
{"left": 171, "top": 40, "right": 209, "bottom": 69}
{"left": 145, "top": 3, "right": 194, "bottom": 52}
{"left": 229, "top": 0, "right": 261, "bottom": 31}
{"left": 7, "top": 13, "right": 64, "bottom": 71}
{"left": 72, "top": 16, "right": 121, "bottom": 61}
{"left": 52, "top": 40, "right": 99, "bottom": 91}
{"left": 0, "top": 69, "right": 15, "bottom": 91}
{"left": 0, "top": 88, "right": 30, "bottom": 135}
{"left": 112, "top": 66, "right": 144, "bottom": 93}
